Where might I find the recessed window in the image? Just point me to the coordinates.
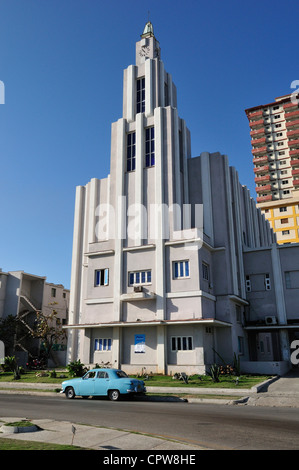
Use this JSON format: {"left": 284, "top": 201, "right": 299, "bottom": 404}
{"left": 171, "top": 336, "right": 193, "bottom": 351}
{"left": 51, "top": 288, "right": 56, "bottom": 297}
{"left": 280, "top": 207, "right": 287, "bottom": 212}
{"left": 129, "top": 270, "right": 151, "bottom": 285}
{"left": 95, "top": 269, "right": 109, "bottom": 286}
{"left": 173, "top": 260, "right": 190, "bottom": 279}
{"left": 127, "top": 132, "right": 136, "bottom": 172}
{"left": 281, "top": 218, "right": 289, "bottom": 224}
{"left": 238, "top": 337, "right": 244, "bottom": 355}
{"left": 145, "top": 127, "right": 155, "bottom": 167}
{"left": 136, "top": 77, "right": 145, "bottom": 114}
{"left": 282, "top": 230, "right": 290, "bottom": 235}
{"left": 202, "top": 262, "right": 209, "bottom": 281}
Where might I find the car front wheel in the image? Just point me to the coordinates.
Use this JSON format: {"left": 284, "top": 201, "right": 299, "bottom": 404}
{"left": 65, "top": 387, "right": 75, "bottom": 399}
{"left": 108, "top": 389, "right": 120, "bottom": 401}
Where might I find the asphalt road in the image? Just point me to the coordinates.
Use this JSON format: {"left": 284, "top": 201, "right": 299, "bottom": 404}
{"left": 1, "top": 393, "right": 299, "bottom": 450}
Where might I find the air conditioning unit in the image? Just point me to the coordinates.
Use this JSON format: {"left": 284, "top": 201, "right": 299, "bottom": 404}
{"left": 134, "top": 286, "right": 143, "bottom": 293}
{"left": 265, "top": 316, "right": 277, "bottom": 325}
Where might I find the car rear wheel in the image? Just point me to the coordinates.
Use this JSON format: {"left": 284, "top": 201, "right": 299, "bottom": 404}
{"left": 65, "top": 387, "right": 75, "bottom": 399}
{"left": 108, "top": 389, "right": 120, "bottom": 401}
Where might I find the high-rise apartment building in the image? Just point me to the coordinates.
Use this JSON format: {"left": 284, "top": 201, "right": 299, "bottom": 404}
{"left": 245, "top": 93, "right": 299, "bottom": 244}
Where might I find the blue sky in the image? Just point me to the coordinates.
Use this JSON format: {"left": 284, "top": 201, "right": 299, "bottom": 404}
{"left": 0, "top": 0, "right": 298, "bottom": 288}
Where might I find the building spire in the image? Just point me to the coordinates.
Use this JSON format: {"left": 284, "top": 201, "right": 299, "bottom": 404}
{"left": 141, "top": 21, "right": 155, "bottom": 38}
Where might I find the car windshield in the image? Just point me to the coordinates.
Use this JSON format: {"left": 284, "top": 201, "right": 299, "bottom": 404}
{"left": 116, "top": 370, "right": 128, "bottom": 378}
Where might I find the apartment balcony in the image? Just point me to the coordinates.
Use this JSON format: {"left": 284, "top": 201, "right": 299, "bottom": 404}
{"left": 288, "top": 139, "right": 299, "bottom": 149}
{"left": 293, "top": 179, "right": 299, "bottom": 187}
{"left": 292, "top": 169, "right": 299, "bottom": 176}
{"left": 283, "top": 101, "right": 298, "bottom": 110}
{"left": 249, "top": 119, "right": 264, "bottom": 129}
{"left": 257, "top": 194, "right": 273, "bottom": 203}
{"left": 253, "top": 165, "right": 269, "bottom": 174}
{"left": 254, "top": 174, "right": 271, "bottom": 183}
{"left": 287, "top": 129, "right": 299, "bottom": 138}
{"left": 248, "top": 110, "right": 263, "bottom": 120}
{"left": 256, "top": 184, "right": 271, "bottom": 193}
{"left": 291, "top": 158, "right": 299, "bottom": 166}
{"left": 250, "top": 128, "right": 265, "bottom": 137}
{"left": 251, "top": 137, "right": 266, "bottom": 146}
{"left": 252, "top": 146, "right": 267, "bottom": 156}
{"left": 285, "top": 110, "right": 299, "bottom": 120}
{"left": 253, "top": 155, "right": 268, "bottom": 164}
{"left": 286, "top": 119, "right": 299, "bottom": 129}
{"left": 290, "top": 149, "right": 299, "bottom": 157}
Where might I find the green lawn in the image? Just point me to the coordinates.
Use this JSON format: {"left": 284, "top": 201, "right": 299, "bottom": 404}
{"left": 139, "top": 374, "right": 271, "bottom": 389}
{"left": 0, "top": 437, "right": 86, "bottom": 450}
{"left": 0, "top": 370, "right": 272, "bottom": 389}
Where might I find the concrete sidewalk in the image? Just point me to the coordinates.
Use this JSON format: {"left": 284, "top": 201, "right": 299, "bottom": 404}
{"left": 0, "top": 417, "right": 209, "bottom": 450}
{"left": 246, "top": 368, "right": 299, "bottom": 407}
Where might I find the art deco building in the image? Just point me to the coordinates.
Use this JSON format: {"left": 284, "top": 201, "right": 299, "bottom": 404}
{"left": 66, "top": 23, "right": 298, "bottom": 376}
{"left": 245, "top": 93, "right": 299, "bottom": 244}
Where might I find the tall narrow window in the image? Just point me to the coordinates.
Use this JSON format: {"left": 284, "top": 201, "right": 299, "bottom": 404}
{"left": 136, "top": 77, "right": 145, "bottom": 114}
{"left": 145, "top": 127, "right": 155, "bottom": 167}
{"left": 202, "top": 262, "right": 209, "bottom": 281}
{"left": 95, "top": 268, "right": 109, "bottom": 286}
{"left": 127, "top": 132, "right": 136, "bottom": 172}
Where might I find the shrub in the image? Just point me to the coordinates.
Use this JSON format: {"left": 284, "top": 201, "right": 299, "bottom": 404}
{"left": 207, "top": 364, "right": 221, "bottom": 383}
{"left": 67, "top": 360, "right": 87, "bottom": 377}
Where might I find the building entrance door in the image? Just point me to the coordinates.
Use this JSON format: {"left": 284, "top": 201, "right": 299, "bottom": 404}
{"left": 257, "top": 332, "right": 273, "bottom": 361}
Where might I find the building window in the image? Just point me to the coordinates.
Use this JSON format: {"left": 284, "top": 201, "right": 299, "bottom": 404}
{"left": 51, "top": 288, "right": 56, "bottom": 297}
{"left": 202, "top": 262, "right": 209, "bottom": 281}
{"left": 280, "top": 207, "right": 287, "bottom": 212}
{"left": 145, "top": 127, "right": 155, "bottom": 167}
{"left": 171, "top": 336, "right": 193, "bottom": 351}
{"left": 94, "top": 338, "right": 112, "bottom": 351}
{"left": 136, "top": 77, "right": 145, "bottom": 114}
{"left": 245, "top": 275, "right": 251, "bottom": 292}
{"left": 282, "top": 230, "right": 290, "bottom": 235}
{"left": 173, "top": 260, "right": 190, "bottom": 279}
{"left": 95, "top": 268, "right": 109, "bottom": 286}
{"left": 285, "top": 271, "right": 291, "bottom": 288}
{"left": 281, "top": 218, "right": 289, "bottom": 224}
{"left": 238, "top": 337, "right": 244, "bottom": 355}
{"left": 236, "top": 305, "right": 242, "bottom": 323}
{"left": 282, "top": 180, "right": 289, "bottom": 185}
{"left": 127, "top": 132, "right": 136, "bottom": 172}
{"left": 129, "top": 270, "right": 152, "bottom": 286}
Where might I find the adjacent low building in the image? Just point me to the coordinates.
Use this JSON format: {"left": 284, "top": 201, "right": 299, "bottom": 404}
{"left": 0, "top": 269, "right": 69, "bottom": 366}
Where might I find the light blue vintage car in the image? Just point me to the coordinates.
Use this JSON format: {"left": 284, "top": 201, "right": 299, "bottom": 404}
{"left": 61, "top": 368, "right": 146, "bottom": 401}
